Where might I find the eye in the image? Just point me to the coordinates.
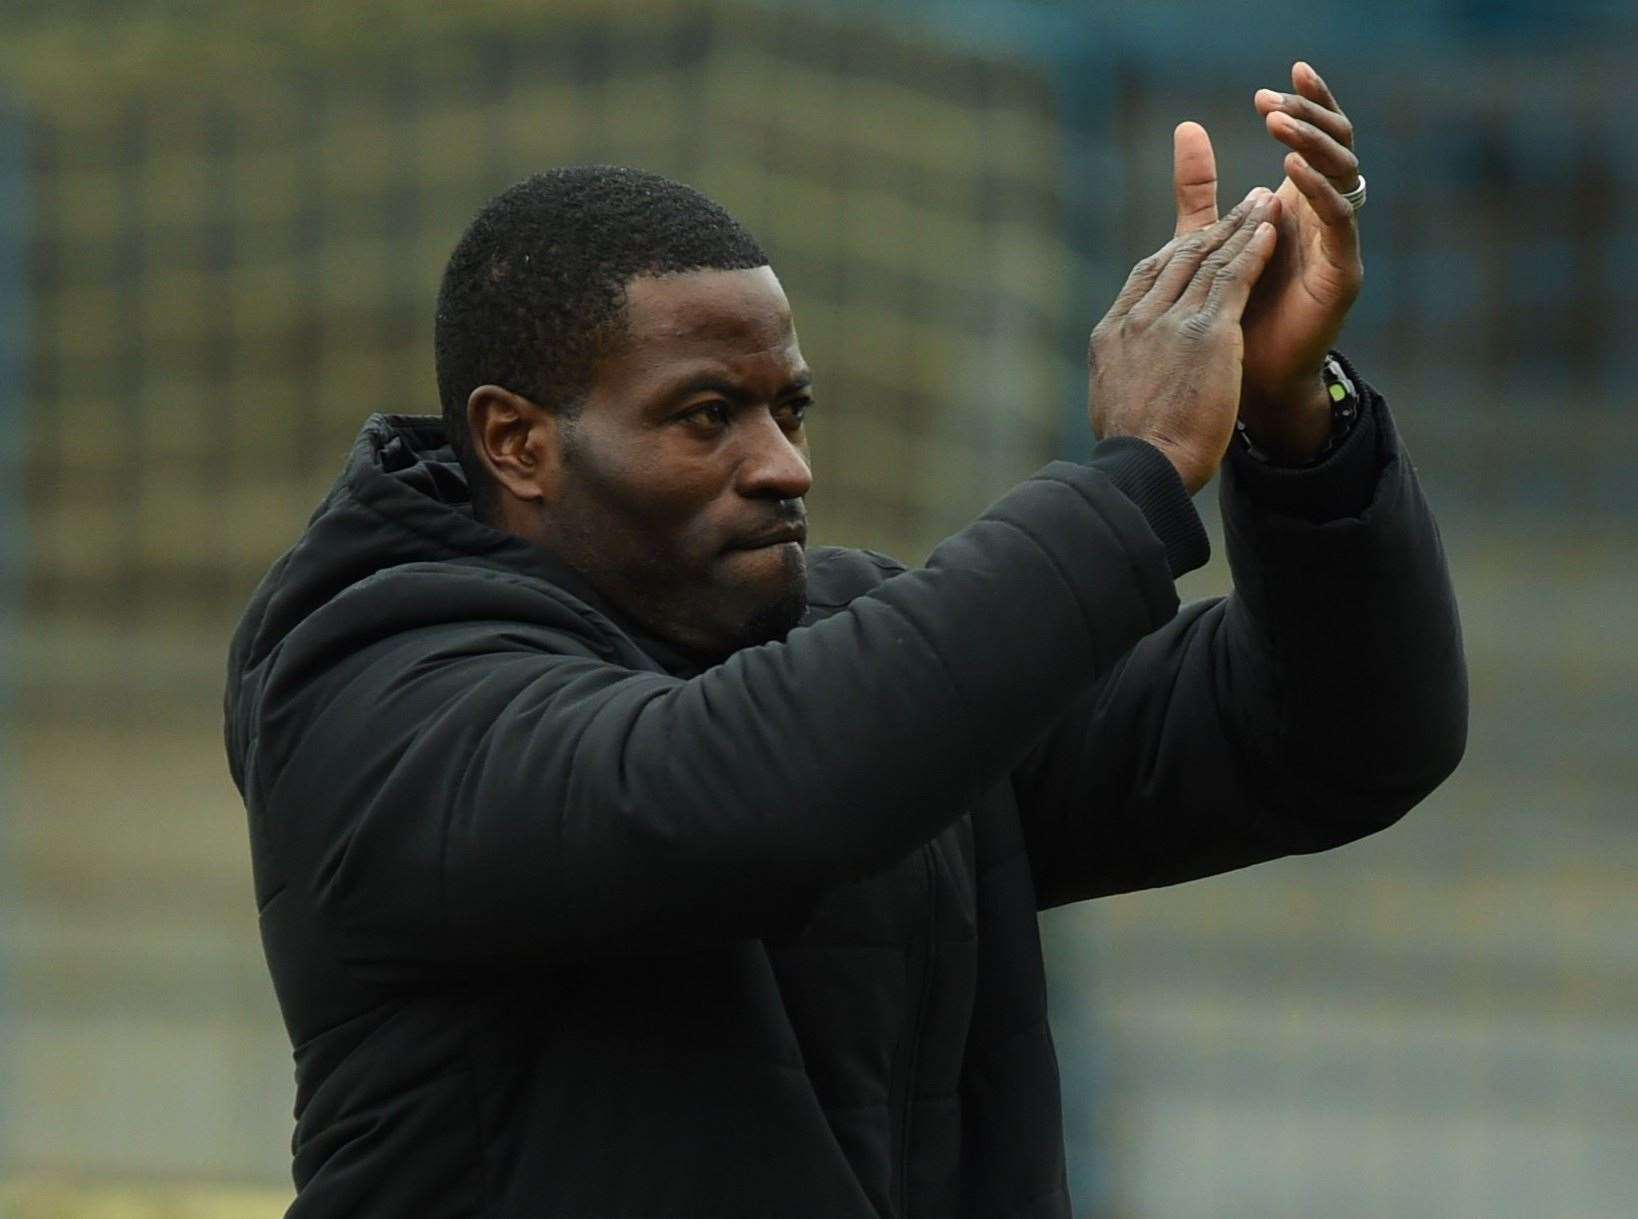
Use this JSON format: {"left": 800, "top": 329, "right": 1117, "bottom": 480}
{"left": 776, "top": 396, "right": 813, "bottom": 427}
{"left": 681, "top": 401, "right": 732, "bottom": 431}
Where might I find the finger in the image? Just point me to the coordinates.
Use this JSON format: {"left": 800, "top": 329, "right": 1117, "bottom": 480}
{"left": 1293, "top": 61, "right": 1342, "bottom": 113}
{"left": 1290, "top": 61, "right": 1363, "bottom": 193}
{"left": 1283, "top": 151, "right": 1360, "bottom": 242}
{"left": 1142, "top": 192, "right": 1265, "bottom": 314}
{"left": 1200, "top": 220, "right": 1279, "bottom": 322}
{"left": 1253, "top": 89, "right": 1354, "bottom": 151}
{"left": 1264, "top": 111, "right": 1360, "bottom": 190}
{"left": 1103, "top": 234, "right": 1189, "bottom": 322}
{"left": 1172, "top": 194, "right": 1282, "bottom": 314}
{"left": 1172, "top": 121, "right": 1219, "bottom": 237}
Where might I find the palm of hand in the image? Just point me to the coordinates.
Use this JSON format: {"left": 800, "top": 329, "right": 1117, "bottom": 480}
{"left": 1167, "top": 63, "right": 1363, "bottom": 418}
{"left": 1239, "top": 176, "right": 1361, "bottom": 404}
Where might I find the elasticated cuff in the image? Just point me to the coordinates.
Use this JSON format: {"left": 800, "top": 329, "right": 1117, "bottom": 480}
{"left": 1228, "top": 353, "right": 1383, "bottom": 523}
{"left": 1086, "top": 436, "right": 1211, "bottom": 577}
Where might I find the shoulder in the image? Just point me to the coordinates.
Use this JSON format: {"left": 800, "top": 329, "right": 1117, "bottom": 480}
{"left": 805, "top": 545, "right": 908, "bottom": 611}
{"left": 318, "top": 559, "right": 621, "bottom": 651}
{"left": 254, "top": 559, "right": 640, "bottom": 726}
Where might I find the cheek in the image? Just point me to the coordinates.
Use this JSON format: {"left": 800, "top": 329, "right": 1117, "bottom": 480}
{"left": 631, "top": 456, "right": 726, "bottom": 542}
{"left": 572, "top": 438, "right": 726, "bottom": 555}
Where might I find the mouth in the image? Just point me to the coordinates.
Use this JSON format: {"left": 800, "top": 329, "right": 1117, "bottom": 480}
{"left": 726, "top": 521, "right": 808, "bottom": 551}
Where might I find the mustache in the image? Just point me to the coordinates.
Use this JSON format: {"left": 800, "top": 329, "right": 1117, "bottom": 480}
{"left": 727, "top": 500, "right": 808, "bottom": 550}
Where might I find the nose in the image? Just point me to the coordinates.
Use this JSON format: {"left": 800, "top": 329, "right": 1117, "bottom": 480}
{"left": 735, "top": 410, "right": 813, "bottom": 501}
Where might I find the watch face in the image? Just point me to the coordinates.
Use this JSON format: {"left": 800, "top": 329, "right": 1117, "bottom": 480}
{"left": 1321, "top": 356, "right": 1358, "bottom": 432}
{"left": 1322, "top": 355, "right": 1357, "bottom": 403}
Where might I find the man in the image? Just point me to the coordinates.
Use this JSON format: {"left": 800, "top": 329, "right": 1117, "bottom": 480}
{"left": 226, "top": 63, "right": 1465, "bottom": 1218}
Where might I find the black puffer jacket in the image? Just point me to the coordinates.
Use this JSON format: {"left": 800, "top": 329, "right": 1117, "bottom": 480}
{"left": 226, "top": 379, "right": 1465, "bottom": 1219}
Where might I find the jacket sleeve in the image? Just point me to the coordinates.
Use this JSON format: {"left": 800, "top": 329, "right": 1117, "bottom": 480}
{"left": 251, "top": 443, "right": 1200, "bottom": 980}
{"left": 1012, "top": 383, "right": 1469, "bottom": 908}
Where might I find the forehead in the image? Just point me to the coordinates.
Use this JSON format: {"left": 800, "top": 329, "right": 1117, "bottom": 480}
{"left": 621, "top": 266, "right": 795, "bottom": 354}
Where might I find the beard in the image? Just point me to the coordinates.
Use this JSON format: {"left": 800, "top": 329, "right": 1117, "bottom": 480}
{"left": 555, "top": 515, "right": 810, "bottom": 661}
{"left": 728, "top": 581, "right": 810, "bottom": 652}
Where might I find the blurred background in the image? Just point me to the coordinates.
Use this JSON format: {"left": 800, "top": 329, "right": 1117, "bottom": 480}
{"left": 2, "top": 1, "right": 1634, "bottom": 1216}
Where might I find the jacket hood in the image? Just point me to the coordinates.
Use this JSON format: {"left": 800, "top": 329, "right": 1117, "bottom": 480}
{"left": 224, "top": 414, "right": 898, "bottom": 799}
{"left": 223, "top": 413, "right": 606, "bottom": 793}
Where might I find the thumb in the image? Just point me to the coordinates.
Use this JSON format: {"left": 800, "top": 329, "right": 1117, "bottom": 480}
{"left": 1172, "top": 121, "right": 1219, "bottom": 237}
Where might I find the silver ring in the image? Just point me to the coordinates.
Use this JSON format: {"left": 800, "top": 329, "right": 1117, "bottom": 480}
{"left": 1340, "top": 173, "right": 1367, "bottom": 214}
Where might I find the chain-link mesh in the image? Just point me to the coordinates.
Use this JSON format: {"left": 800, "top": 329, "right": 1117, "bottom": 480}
{"left": 21, "top": 5, "right": 1066, "bottom": 646}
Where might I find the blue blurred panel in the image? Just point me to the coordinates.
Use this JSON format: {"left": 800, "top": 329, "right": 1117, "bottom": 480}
{"left": 1509, "top": 236, "right": 1576, "bottom": 318}
{"left": 1448, "top": 0, "right": 1632, "bottom": 39}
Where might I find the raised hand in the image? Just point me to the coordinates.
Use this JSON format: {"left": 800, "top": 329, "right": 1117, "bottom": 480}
{"left": 1090, "top": 192, "right": 1282, "bottom": 494}
{"left": 1172, "top": 62, "right": 1364, "bottom": 461}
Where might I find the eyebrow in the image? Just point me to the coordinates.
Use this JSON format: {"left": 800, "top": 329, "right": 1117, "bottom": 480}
{"left": 663, "top": 371, "right": 813, "bottom": 402}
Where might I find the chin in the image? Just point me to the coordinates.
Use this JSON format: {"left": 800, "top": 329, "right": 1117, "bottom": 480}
{"left": 732, "top": 583, "right": 809, "bottom": 651}
{"left": 718, "top": 547, "right": 809, "bottom": 651}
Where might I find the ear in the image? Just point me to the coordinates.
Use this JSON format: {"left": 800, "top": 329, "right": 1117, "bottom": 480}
{"left": 466, "top": 385, "right": 563, "bottom": 506}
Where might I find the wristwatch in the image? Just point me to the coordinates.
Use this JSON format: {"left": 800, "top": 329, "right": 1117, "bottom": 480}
{"left": 1235, "top": 352, "right": 1361, "bottom": 465}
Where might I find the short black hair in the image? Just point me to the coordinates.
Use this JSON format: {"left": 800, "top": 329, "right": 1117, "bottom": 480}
{"left": 434, "top": 166, "right": 769, "bottom": 515}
